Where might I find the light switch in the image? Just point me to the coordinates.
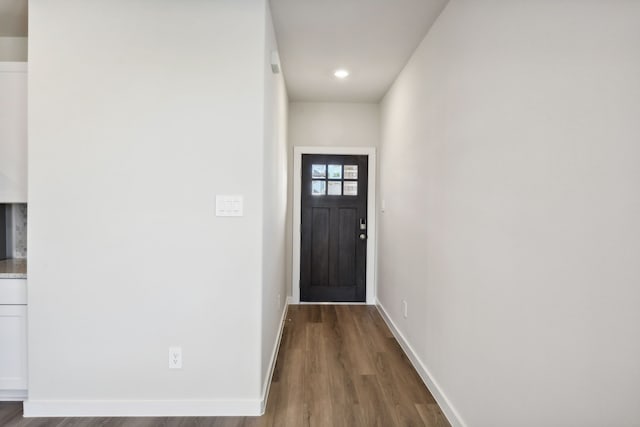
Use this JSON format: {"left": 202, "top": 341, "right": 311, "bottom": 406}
{"left": 216, "top": 195, "right": 244, "bottom": 217}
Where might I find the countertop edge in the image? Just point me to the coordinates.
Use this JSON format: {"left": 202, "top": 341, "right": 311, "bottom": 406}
{"left": 0, "top": 273, "right": 27, "bottom": 279}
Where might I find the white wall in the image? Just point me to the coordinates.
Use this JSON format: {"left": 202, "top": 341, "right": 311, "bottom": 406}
{"left": 288, "top": 102, "right": 379, "bottom": 148}
{"left": 379, "top": 1, "right": 640, "bottom": 427}
{"left": 260, "top": 1, "right": 288, "bottom": 399}
{"left": 286, "top": 102, "right": 379, "bottom": 298}
{"left": 0, "top": 37, "right": 27, "bottom": 62}
{"left": 27, "top": 0, "right": 281, "bottom": 416}
{"left": 0, "top": 62, "right": 27, "bottom": 202}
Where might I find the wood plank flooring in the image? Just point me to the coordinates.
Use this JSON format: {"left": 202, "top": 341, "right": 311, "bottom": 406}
{"left": 0, "top": 305, "right": 450, "bottom": 427}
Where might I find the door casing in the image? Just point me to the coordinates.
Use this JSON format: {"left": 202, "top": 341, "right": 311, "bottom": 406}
{"left": 292, "top": 146, "right": 377, "bottom": 304}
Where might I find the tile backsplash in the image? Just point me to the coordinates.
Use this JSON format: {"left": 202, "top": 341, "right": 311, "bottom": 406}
{"left": 12, "top": 204, "right": 27, "bottom": 258}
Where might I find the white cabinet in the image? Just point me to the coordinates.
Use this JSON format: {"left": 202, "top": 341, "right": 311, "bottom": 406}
{"left": 0, "top": 306, "right": 27, "bottom": 393}
{"left": 0, "top": 62, "right": 28, "bottom": 203}
{"left": 0, "top": 278, "right": 27, "bottom": 400}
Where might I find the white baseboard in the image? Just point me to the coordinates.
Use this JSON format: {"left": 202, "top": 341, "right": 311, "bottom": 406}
{"left": 376, "top": 300, "right": 467, "bottom": 427}
{"left": 260, "top": 296, "right": 291, "bottom": 413}
{"left": 23, "top": 399, "right": 262, "bottom": 417}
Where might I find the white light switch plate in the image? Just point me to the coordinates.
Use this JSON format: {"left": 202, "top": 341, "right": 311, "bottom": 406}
{"left": 216, "top": 195, "right": 243, "bottom": 217}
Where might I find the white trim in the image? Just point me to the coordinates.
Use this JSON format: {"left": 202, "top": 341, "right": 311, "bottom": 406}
{"left": 260, "top": 297, "right": 291, "bottom": 413}
{"left": 376, "top": 301, "right": 468, "bottom": 427}
{"left": 292, "top": 146, "right": 377, "bottom": 304}
{"left": 23, "top": 399, "right": 262, "bottom": 417}
{"left": 0, "top": 389, "right": 27, "bottom": 401}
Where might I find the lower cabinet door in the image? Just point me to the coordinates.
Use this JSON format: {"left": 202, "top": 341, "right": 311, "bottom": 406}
{"left": 0, "top": 305, "right": 27, "bottom": 391}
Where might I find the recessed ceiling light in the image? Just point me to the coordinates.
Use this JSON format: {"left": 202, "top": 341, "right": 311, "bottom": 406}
{"left": 334, "top": 69, "right": 350, "bottom": 79}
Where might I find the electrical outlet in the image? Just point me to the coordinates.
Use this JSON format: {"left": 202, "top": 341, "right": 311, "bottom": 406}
{"left": 169, "top": 346, "right": 182, "bottom": 369}
{"left": 402, "top": 300, "right": 408, "bottom": 318}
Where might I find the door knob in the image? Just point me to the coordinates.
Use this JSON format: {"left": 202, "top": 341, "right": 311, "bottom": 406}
{"left": 359, "top": 233, "right": 367, "bottom": 240}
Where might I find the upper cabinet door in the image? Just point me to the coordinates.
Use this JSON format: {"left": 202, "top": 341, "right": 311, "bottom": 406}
{"left": 0, "top": 62, "right": 27, "bottom": 203}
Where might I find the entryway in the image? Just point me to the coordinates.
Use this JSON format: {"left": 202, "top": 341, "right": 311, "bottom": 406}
{"left": 300, "top": 154, "right": 368, "bottom": 302}
{"left": 292, "top": 147, "right": 377, "bottom": 304}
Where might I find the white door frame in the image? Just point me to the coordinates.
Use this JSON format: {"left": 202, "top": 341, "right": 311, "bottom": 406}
{"left": 291, "top": 146, "right": 377, "bottom": 305}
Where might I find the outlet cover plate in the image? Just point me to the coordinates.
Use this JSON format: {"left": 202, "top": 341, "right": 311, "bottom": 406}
{"left": 169, "top": 346, "right": 182, "bottom": 369}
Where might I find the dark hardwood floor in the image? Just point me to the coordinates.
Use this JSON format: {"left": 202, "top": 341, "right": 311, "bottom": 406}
{"left": 0, "top": 305, "right": 450, "bottom": 427}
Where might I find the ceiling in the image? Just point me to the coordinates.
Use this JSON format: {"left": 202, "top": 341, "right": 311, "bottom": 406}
{"left": 270, "top": 0, "right": 449, "bottom": 102}
{"left": 0, "top": 0, "right": 449, "bottom": 102}
{"left": 0, "top": 0, "right": 27, "bottom": 37}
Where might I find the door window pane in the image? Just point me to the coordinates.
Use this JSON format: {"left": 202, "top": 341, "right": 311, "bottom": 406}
{"left": 343, "top": 181, "right": 358, "bottom": 196}
{"left": 327, "top": 165, "right": 342, "bottom": 180}
{"left": 312, "top": 164, "right": 326, "bottom": 179}
{"left": 344, "top": 165, "right": 358, "bottom": 179}
{"left": 312, "top": 180, "right": 326, "bottom": 195}
{"left": 327, "top": 181, "right": 342, "bottom": 195}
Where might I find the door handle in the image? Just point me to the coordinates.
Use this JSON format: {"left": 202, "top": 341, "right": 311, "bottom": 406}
{"left": 359, "top": 233, "right": 367, "bottom": 240}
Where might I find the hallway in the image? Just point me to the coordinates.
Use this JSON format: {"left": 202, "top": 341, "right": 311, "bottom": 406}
{"left": 267, "top": 305, "right": 449, "bottom": 426}
{"left": 0, "top": 305, "right": 450, "bottom": 427}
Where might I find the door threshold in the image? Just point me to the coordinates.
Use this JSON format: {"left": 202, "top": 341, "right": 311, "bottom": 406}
{"left": 296, "top": 302, "right": 369, "bottom": 305}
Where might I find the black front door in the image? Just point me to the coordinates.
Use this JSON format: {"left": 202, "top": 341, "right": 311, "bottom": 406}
{"left": 300, "top": 154, "right": 368, "bottom": 302}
